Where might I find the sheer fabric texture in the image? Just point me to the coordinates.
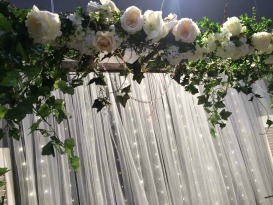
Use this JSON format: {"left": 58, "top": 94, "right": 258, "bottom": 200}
{"left": 5, "top": 74, "right": 273, "bottom": 205}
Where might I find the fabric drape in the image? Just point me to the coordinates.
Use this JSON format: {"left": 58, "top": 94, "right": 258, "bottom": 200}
{"left": 3, "top": 74, "right": 273, "bottom": 205}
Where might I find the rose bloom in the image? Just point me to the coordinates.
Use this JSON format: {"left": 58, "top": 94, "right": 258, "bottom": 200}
{"left": 25, "top": 5, "right": 62, "bottom": 44}
{"left": 93, "top": 31, "right": 117, "bottom": 52}
{"left": 87, "top": 0, "right": 119, "bottom": 13}
{"left": 100, "top": 0, "right": 119, "bottom": 13}
{"left": 152, "top": 13, "right": 178, "bottom": 43}
{"left": 121, "top": 6, "right": 143, "bottom": 34}
{"left": 87, "top": 1, "right": 101, "bottom": 12}
{"left": 222, "top": 17, "right": 243, "bottom": 36}
{"left": 251, "top": 32, "right": 272, "bottom": 51}
{"left": 172, "top": 18, "right": 200, "bottom": 43}
{"left": 143, "top": 10, "right": 164, "bottom": 41}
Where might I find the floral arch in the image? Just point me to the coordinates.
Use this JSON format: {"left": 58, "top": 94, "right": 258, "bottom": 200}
{"left": 0, "top": 0, "right": 273, "bottom": 178}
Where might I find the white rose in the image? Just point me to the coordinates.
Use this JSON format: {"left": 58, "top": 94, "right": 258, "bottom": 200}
{"left": 152, "top": 13, "right": 178, "bottom": 43}
{"left": 93, "top": 31, "right": 118, "bottom": 52}
{"left": 162, "top": 14, "right": 178, "bottom": 34}
{"left": 87, "top": 0, "right": 119, "bottom": 13}
{"left": 25, "top": 5, "right": 62, "bottom": 44}
{"left": 101, "top": 0, "right": 119, "bottom": 13}
{"left": 143, "top": 10, "right": 164, "bottom": 41}
{"left": 172, "top": 18, "right": 200, "bottom": 43}
{"left": 251, "top": 32, "right": 272, "bottom": 51}
{"left": 121, "top": 6, "right": 143, "bottom": 34}
{"left": 222, "top": 17, "right": 243, "bottom": 36}
{"left": 87, "top": 1, "right": 101, "bottom": 12}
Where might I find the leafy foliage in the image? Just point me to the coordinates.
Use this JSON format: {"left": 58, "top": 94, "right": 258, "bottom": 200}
{"left": 0, "top": 0, "right": 272, "bottom": 174}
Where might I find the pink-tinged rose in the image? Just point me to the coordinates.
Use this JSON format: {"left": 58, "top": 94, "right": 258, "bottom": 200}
{"left": 172, "top": 18, "right": 200, "bottom": 43}
{"left": 121, "top": 6, "right": 143, "bottom": 34}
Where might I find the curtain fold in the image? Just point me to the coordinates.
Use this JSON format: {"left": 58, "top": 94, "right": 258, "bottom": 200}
{"left": 4, "top": 74, "right": 273, "bottom": 205}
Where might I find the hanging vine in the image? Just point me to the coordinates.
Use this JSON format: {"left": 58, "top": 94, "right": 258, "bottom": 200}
{"left": 0, "top": 0, "right": 273, "bottom": 172}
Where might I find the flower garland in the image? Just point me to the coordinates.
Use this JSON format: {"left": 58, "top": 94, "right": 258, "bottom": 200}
{"left": 0, "top": 0, "right": 273, "bottom": 172}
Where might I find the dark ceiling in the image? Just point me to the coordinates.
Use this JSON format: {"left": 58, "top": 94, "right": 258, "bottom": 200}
{"left": 9, "top": 0, "right": 273, "bottom": 23}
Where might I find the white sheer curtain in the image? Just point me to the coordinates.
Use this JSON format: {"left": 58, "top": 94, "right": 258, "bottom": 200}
{"left": 7, "top": 73, "right": 273, "bottom": 205}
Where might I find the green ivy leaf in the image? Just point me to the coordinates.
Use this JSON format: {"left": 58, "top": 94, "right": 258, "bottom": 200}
{"left": 50, "top": 136, "right": 63, "bottom": 145}
{"left": 266, "top": 119, "right": 273, "bottom": 128}
{"left": 215, "top": 101, "right": 225, "bottom": 109}
{"left": 54, "top": 99, "right": 65, "bottom": 109}
{"left": 207, "top": 70, "right": 218, "bottom": 77}
{"left": 197, "top": 95, "right": 207, "bottom": 105}
{"left": 116, "top": 93, "right": 130, "bottom": 107}
{"left": 219, "top": 123, "right": 226, "bottom": 128}
{"left": 64, "top": 138, "right": 75, "bottom": 156}
{"left": 9, "top": 128, "right": 20, "bottom": 141}
{"left": 119, "top": 66, "right": 131, "bottom": 77}
{"left": 38, "top": 104, "right": 51, "bottom": 118}
{"left": 185, "top": 84, "right": 199, "bottom": 95}
{"left": 87, "top": 76, "right": 107, "bottom": 86}
{"left": 0, "top": 13, "right": 12, "bottom": 32}
{"left": 64, "top": 138, "right": 75, "bottom": 149}
{"left": 16, "top": 42, "right": 27, "bottom": 60}
{"left": 41, "top": 141, "right": 55, "bottom": 157}
{"left": 92, "top": 98, "right": 110, "bottom": 112}
{"left": 0, "top": 167, "right": 9, "bottom": 176}
{"left": 132, "top": 72, "right": 145, "bottom": 84}
{"left": 0, "top": 105, "right": 8, "bottom": 119}
{"left": 54, "top": 79, "right": 74, "bottom": 94}
{"left": 69, "top": 156, "right": 80, "bottom": 172}
{"left": 29, "top": 119, "right": 42, "bottom": 134}
{"left": 219, "top": 109, "right": 232, "bottom": 121}
{"left": 0, "top": 71, "right": 21, "bottom": 87}
{"left": 249, "top": 96, "right": 254, "bottom": 102}
{"left": 38, "top": 129, "right": 51, "bottom": 137}
{"left": 53, "top": 99, "right": 67, "bottom": 124}
{"left": 127, "top": 61, "right": 145, "bottom": 84}
{"left": 121, "top": 85, "right": 131, "bottom": 94}
{"left": 210, "top": 128, "right": 216, "bottom": 137}
{"left": 17, "top": 98, "right": 34, "bottom": 114}
{"left": 210, "top": 113, "right": 220, "bottom": 125}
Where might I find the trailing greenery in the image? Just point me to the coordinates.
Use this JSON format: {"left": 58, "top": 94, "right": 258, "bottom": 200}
{"left": 0, "top": 0, "right": 272, "bottom": 173}
{"left": 0, "top": 167, "right": 8, "bottom": 205}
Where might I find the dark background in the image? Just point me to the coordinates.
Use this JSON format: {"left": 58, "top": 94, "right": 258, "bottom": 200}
{"left": 8, "top": 0, "right": 273, "bottom": 23}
